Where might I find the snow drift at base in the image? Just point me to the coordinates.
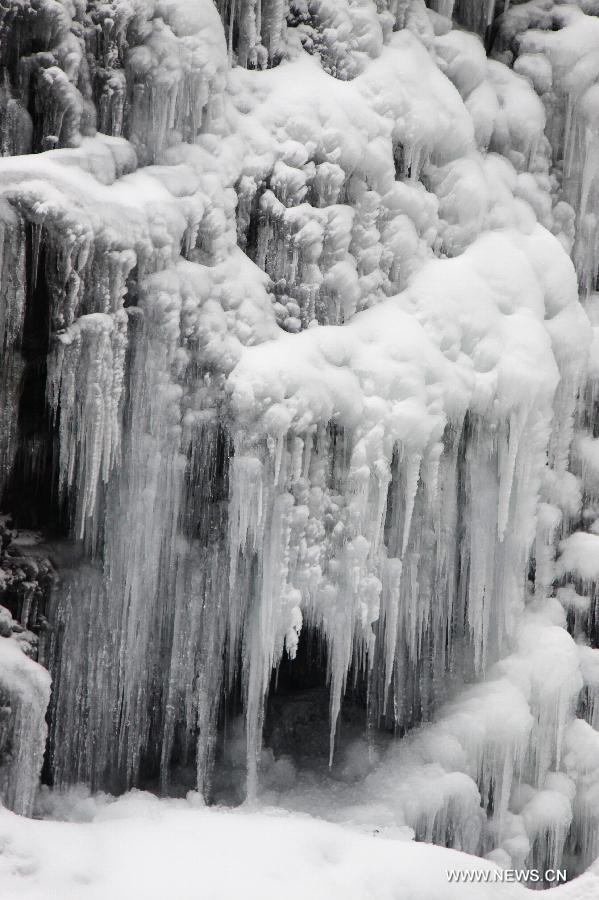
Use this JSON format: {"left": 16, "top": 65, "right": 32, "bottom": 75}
{"left": 0, "top": 791, "right": 598, "bottom": 900}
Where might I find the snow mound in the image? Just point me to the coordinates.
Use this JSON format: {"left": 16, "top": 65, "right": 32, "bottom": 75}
{"left": 0, "top": 792, "right": 596, "bottom": 900}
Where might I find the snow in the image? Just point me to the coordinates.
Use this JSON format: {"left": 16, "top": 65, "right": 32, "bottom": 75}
{"left": 0, "top": 791, "right": 597, "bottom": 900}
{"left": 497, "top": 2, "right": 599, "bottom": 290}
{"left": 556, "top": 532, "right": 599, "bottom": 582}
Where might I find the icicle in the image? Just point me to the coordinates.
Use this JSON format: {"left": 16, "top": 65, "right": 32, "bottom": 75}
{"left": 47, "top": 311, "right": 128, "bottom": 547}
{"left": 453, "top": 0, "right": 498, "bottom": 34}
{"left": 497, "top": 408, "right": 526, "bottom": 541}
{"left": 244, "top": 487, "right": 294, "bottom": 800}
{"left": 228, "top": 453, "right": 265, "bottom": 588}
{"left": 0, "top": 202, "right": 25, "bottom": 496}
{"left": 465, "top": 421, "right": 499, "bottom": 671}
{"left": 401, "top": 451, "right": 421, "bottom": 556}
{"left": 381, "top": 557, "right": 403, "bottom": 697}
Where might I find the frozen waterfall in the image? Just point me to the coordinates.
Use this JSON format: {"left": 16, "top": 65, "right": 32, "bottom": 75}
{"left": 1, "top": 0, "right": 599, "bottom": 891}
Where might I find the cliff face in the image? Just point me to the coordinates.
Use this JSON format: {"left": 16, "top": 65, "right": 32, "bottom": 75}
{"left": 1, "top": 0, "right": 599, "bottom": 880}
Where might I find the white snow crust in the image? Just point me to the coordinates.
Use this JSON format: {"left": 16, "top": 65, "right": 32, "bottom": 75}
{"left": 0, "top": 791, "right": 597, "bottom": 900}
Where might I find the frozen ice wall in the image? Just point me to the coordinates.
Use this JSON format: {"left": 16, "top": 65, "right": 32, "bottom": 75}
{"left": 0, "top": 0, "right": 599, "bottom": 880}
{"left": 0, "top": 521, "right": 52, "bottom": 815}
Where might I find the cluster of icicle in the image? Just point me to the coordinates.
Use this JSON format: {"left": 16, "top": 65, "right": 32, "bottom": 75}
{"left": 1, "top": 0, "right": 599, "bottom": 883}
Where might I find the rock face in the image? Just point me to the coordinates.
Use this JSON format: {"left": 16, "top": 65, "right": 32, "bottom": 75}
{"left": 1, "top": 0, "right": 599, "bottom": 881}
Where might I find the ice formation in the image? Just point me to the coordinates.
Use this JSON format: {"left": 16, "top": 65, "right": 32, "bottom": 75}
{"left": 1, "top": 0, "right": 599, "bottom": 887}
